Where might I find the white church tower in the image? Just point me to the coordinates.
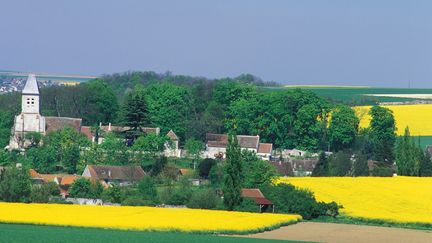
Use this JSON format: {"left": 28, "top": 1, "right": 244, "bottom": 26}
{"left": 8, "top": 74, "right": 46, "bottom": 150}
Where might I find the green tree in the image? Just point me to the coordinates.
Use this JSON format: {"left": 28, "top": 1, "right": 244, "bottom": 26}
{"left": 138, "top": 176, "right": 158, "bottom": 202}
{"left": 25, "top": 146, "right": 57, "bottom": 173}
{"left": 0, "top": 167, "right": 31, "bottom": 202}
{"left": 329, "top": 151, "right": 352, "bottom": 176}
{"left": 369, "top": 106, "right": 396, "bottom": 164}
{"left": 132, "top": 133, "right": 168, "bottom": 158}
{"left": 395, "top": 127, "right": 421, "bottom": 176}
{"left": 312, "top": 152, "right": 329, "bottom": 176}
{"left": 420, "top": 150, "right": 432, "bottom": 176}
{"left": 329, "top": 105, "right": 359, "bottom": 151}
{"left": 293, "top": 104, "right": 323, "bottom": 151}
{"left": 198, "top": 158, "right": 217, "bottom": 178}
{"left": 99, "top": 132, "right": 129, "bottom": 165}
{"left": 69, "top": 178, "right": 102, "bottom": 199}
{"left": 242, "top": 151, "right": 276, "bottom": 188}
{"left": 223, "top": 134, "right": 243, "bottom": 210}
{"left": 121, "top": 87, "right": 148, "bottom": 139}
{"left": 352, "top": 152, "right": 369, "bottom": 176}
{"left": 184, "top": 138, "right": 204, "bottom": 169}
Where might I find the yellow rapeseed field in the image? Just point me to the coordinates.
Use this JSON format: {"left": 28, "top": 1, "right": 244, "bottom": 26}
{"left": 0, "top": 203, "right": 301, "bottom": 233}
{"left": 277, "top": 177, "right": 432, "bottom": 224}
{"left": 354, "top": 104, "right": 432, "bottom": 136}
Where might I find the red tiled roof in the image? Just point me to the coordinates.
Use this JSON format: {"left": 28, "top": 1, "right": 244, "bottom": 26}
{"left": 254, "top": 197, "right": 273, "bottom": 205}
{"left": 166, "top": 130, "right": 179, "bottom": 140}
{"left": 241, "top": 189, "right": 265, "bottom": 198}
{"left": 258, "top": 143, "right": 273, "bottom": 154}
{"left": 60, "top": 175, "right": 80, "bottom": 186}
{"left": 206, "top": 133, "right": 260, "bottom": 149}
{"left": 80, "top": 126, "right": 93, "bottom": 140}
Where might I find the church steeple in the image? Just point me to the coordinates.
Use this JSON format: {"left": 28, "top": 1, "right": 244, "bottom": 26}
{"left": 21, "top": 74, "right": 40, "bottom": 114}
{"left": 22, "top": 74, "right": 40, "bottom": 95}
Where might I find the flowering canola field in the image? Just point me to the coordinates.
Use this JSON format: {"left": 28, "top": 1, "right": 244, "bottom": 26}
{"left": 354, "top": 104, "right": 432, "bottom": 136}
{"left": 0, "top": 203, "right": 301, "bottom": 233}
{"left": 277, "top": 177, "right": 432, "bottom": 224}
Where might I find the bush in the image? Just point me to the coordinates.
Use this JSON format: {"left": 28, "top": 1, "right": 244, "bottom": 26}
{"left": 234, "top": 198, "right": 259, "bottom": 212}
{"left": 69, "top": 178, "right": 104, "bottom": 199}
{"left": 371, "top": 166, "right": 393, "bottom": 177}
{"left": 48, "top": 196, "right": 73, "bottom": 204}
{"left": 186, "top": 189, "right": 219, "bottom": 209}
{"left": 138, "top": 176, "right": 158, "bottom": 202}
{"left": 198, "top": 158, "right": 216, "bottom": 178}
{"left": 101, "top": 185, "right": 122, "bottom": 204}
{"left": 261, "top": 183, "right": 340, "bottom": 220}
{"left": 121, "top": 195, "right": 154, "bottom": 206}
{"left": 30, "top": 182, "right": 60, "bottom": 203}
{"left": 0, "top": 167, "right": 31, "bottom": 202}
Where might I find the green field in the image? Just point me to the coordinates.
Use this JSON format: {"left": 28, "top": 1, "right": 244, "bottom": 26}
{"left": 262, "top": 86, "right": 432, "bottom": 104}
{"left": 0, "top": 223, "right": 308, "bottom": 243}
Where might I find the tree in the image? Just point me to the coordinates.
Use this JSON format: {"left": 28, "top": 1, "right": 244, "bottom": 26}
{"left": 312, "top": 152, "right": 329, "bottom": 176}
{"left": 223, "top": 134, "right": 243, "bottom": 210}
{"left": 133, "top": 133, "right": 168, "bottom": 158}
{"left": 69, "top": 178, "right": 103, "bottom": 199}
{"left": 0, "top": 167, "right": 31, "bottom": 202}
{"left": 329, "top": 151, "right": 352, "bottom": 176}
{"left": 138, "top": 176, "right": 158, "bottom": 202}
{"left": 369, "top": 106, "right": 396, "bottom": 164}
{"left": 352, "top": 152, "right": 369, "bottom": 176}
{"left": 293, "top": 104, "right": 326, "bottom": 151}
{"left": 329, "top": 105, "right": 359, "bottom": 151}
{"left": 420, "top": 150, "right": 432, "bottom": 176}
{"left": 198, "top": 158, "right": 217, "bottom": 178}
{"left": 25, "top": 146, "right": 57, "bottom": 173}
{"left": 25, "top": 132, "right": 42, "bottom": 148}
{"left": 122, "top": 86, "right": 148, "bottom": 139}
{"left": 185, "top": 138, "right": 204, "bottom": 169}
{"left": 395, "top": 127, "right": 421, "bottom": 176}
{"left": 99, "top": 132, "right": 129, "bottom": 165}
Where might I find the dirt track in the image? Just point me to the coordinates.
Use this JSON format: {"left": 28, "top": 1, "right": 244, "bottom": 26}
{"left": 241, "top": 222, "right": 432, "bottom": 243}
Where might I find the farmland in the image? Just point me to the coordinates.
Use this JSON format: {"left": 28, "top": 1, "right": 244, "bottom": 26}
{"left": 277, "top": 177, "right": 432, "bottom": 225}
{"left": 0, "top": 203, "right": 301, "bottom": 234}
{"left": 262, "top": 86, "right": 432, "bottom": 104}
{"left": 0, "top": 223, "right": 305, "bottom": 243}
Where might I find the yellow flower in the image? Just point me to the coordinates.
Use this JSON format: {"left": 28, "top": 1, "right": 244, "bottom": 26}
{"left": 277, "top": 177, "right": 432, "bottom": 224}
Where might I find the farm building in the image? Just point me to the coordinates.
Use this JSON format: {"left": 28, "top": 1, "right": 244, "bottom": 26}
{"left": 29, "top": 169, "right": 80, "bottom": 198}
{"left": 241, "top": 188, "right": 274, "bottom": 213}
{"left": 203, "top": 133, "right": 273, "bottom": 160}
{"left": 82, "top": 165, "right": 146, "bottom": 186}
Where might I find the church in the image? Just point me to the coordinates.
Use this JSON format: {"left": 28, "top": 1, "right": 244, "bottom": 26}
{"left": 8, "top": 74, "right": 83, "bottom": 150}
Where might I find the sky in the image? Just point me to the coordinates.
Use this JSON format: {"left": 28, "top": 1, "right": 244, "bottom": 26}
{"left": 0, "top": 0, "right": 431, "bottom": 87}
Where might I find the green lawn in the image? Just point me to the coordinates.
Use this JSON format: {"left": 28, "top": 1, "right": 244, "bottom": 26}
{"left": 0, "top": 223, "right": 308, "bottom": 243}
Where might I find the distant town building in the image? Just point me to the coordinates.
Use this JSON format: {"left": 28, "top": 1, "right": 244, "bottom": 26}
{"left": 82, "top": 165, "right": 146, "bottom": 186}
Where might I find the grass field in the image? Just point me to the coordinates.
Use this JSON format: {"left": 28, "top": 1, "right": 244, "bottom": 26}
{"left": 0, "top": 203, "right": 301, "bottom": 234}
{"left": 277, "top": 177, "right": 432, "bottom": 225}
{"left": 0, "top": 223, "right": 307, "bottom": 243}
{"left": 262, "top": 86, "right": 432, "bottom": 103}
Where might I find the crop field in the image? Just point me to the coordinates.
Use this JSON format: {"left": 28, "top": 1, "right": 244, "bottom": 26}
{"left": 263, "top": 86, "right": 432, "bottom": 103}
{"left": 277, "top": 177, "right": 432, "bottom": 225}
{"left": 354, "top": 104, "right": 432, "bottom": 136}
{"left": 0, "top": 223, "right": 307, "bottom": 243}
{"left": 0, "top": 203, "right": 301, "bottom": 234}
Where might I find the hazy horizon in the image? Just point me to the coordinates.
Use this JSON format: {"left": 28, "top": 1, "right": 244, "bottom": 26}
{"left": 1, "top": 1, "right": 431, "bottom": 88}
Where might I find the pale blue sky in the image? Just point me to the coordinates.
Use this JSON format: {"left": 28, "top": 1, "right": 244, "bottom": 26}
{"left": 1, "top": 0, "right": 431, "bottom": 87}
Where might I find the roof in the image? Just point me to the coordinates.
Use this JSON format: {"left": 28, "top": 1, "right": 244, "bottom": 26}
{"left": 85, "top": 165, "right": 146, "bottom": 181}
{"left": 206, "top": 133, "right": 260, "bottom": 149}
{"left": 179, "top": 168, "right": 190, "bottom": 175}
{"left": 270, "top": 162, "right": 293, "bottom": 176}
{"left": 80, "top": 126, "right": 93, "bottom": 140}
{"left": 166, "top": 130, "right": 179, "bottom": 140}
{"left": 258, "top": 143, "right": 273, "bottom": 154}
{"left": 22, "top": 74, "right": 39, "bottom": 95}
{"left": 59, "top": 175, "right": 80, "bottom": 186}
{"left": 29, "top": 169, "right": 80, "bottom": 185}
{"left": 241, "top": 189, "right": 265, "bottom": 198}
{"left": 99, "top": 126, "right": 160, "bottom": 135}
{"left": 241, "top": 188, "right": 273, "bottom": 205}
{"left": 45, "top": 117, "right": 82, "bottom": 133}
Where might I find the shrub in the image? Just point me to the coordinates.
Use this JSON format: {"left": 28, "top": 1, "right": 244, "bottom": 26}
{"left": 234, "top": 198, "right": 259, "bottom": 212}
{"left": 121, "top": 195, "right": 154, "bottom": 206}
{"left": 0, "top": 167, "right": 31, "bottom": 202}
{"left": 186, "top": 189, "right": 219, "bottom": 209}
{"left": 138, "top": 176, "right": 158, "bottom": 202}
{"left": 30, "top": 182, "right": 60, "bottom": 203}
{"left": 261, "top": 183, "right": 340, "bottom": 220}
{"left": 371, "top": 166, "right": 393, "bottom": 177}
{"left": 69, "top": 178, "right": 104, "bottom": 199}
{"left": 198, "top": 158, "right": 216, "bottom": 178}
{"left": 101, "top": 185, "right": 122, "bottom": 204}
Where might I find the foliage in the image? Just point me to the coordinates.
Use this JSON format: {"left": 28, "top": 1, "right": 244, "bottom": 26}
{"left": 121, "top": 196, "right": 154, "bottom": 206}
{"left": 312, "top": 152, "right": 329, "bottom": 176}
{"left": 352, "top": 152, "right": 369, "bottom": 176}
{"left": 0, "top": 167, "right": 31, "bottom": 202}
{"left": 328, "top": 151, "right": 352, "bottom": 176}
{"left": 98, "top": 132, "right": 129, "bottom": 165}
{"left": 186, "top": 189, "right": 219, "bottom": 209}
{"left": 242, "top": 150, "right": 276, "bottom": 188}
{"left": 223, "top": 134, "right": 243, "bottom": 210}
{"left": 0, "top": 150, "right": 11, "bottom": 166}
{"left": 328, "top": 105, "right": 359, "bottom": 151}
{"left": 198, "top": 158, "right": 216, "bottom": 178}
{"left": 133, "top": 133, "right": 168, "bottom": 157}
{"left": 121, "top": 86, "right": 148, "bottom": 138}
{"left": 184, "top": 138, "right": 203, "bottom": 169}
{"left": 395, "top": 127, "right": 422, "bottom": 176}
{"left": 368, "top": 106, "right": 396, "bottom": 164}
{"left": 30, "top": 182, "right": 60, "bottom": 203}
{"left": 137, "top": 176, "right": 158, "bottom": 202}
{"left": 150, "top": 156, "right": 168, "bottom": 177}
{"left": 101, "top": 185, "right": 122, "bottom": 204}
{"left": 69, "top": 178, "right": 103, "bottom": 199}
{"left": 260, "top": 183, "right": 340, "bottom": 220}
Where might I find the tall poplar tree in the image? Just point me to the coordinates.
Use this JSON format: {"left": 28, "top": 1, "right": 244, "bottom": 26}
{"left": 223, "top": 134, "right": 243, "bottom": 210}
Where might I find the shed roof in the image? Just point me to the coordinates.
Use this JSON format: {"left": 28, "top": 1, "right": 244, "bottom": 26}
{"left": 258, "top": 143, "right": 273, "bottom": 154}
{"left": 22, "top": 74, "right": 39, "bottom": 95}
{"left": 85, "top": 165, "right": 146, "bottom": 181}
{"left": 241, "top": 188, "right": 265, "bottom": 198}
{"left": 206, "top": 133, "right": 260, "bottom": 149}
{"left": 166, "top": 130, "right": 179, "bottom": 140}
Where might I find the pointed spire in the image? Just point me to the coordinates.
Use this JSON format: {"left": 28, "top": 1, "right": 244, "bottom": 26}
{"left": 22, "top": 74, "right": 39, "bottom": 95}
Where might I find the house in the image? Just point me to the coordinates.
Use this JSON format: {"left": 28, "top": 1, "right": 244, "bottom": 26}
{"left": 8, "top": 74, "right": 84, "bottom": 150}
{"left": 164, "top": 130, "right": 181, "bottom": 157}
{"left": 82, "top": 165, "right": 146, "bottom": 186}
{"left": 204, "top": 133, "right": 273, "bottom": 160}
{"left": 241, "top": 188, "right": 274, "bottom": 213}
{"left": 29, "top": 169, "right": 80, "bottom": 198}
